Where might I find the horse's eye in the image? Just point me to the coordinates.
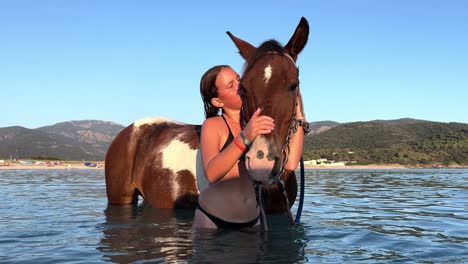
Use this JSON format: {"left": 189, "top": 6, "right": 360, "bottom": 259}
{"left": 289, "top": 83, "right": 299, "bottom": 92}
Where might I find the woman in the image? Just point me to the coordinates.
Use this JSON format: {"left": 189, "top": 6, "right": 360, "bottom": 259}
{"left": 193, "top": 65, "right": 305, "bottom": 229}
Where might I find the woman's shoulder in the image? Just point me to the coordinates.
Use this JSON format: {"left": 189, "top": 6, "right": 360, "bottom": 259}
{"left": 202, "top": 116, "right": 228, "bottom": 137}
{"left": 202, "top": 115, "right": 223, "bottom": 127}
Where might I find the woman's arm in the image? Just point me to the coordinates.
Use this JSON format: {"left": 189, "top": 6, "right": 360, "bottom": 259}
{"left": 200, "top": 108, "right": 275, "bottom": 184}
{"left": 283, "top": 127, "right": 304, "bottom": 171}
{"left": 284, "top": 95, "right": 307, "bottom": 171}
{"left": 200, "top": 118, "right": 245, "bottom": 184}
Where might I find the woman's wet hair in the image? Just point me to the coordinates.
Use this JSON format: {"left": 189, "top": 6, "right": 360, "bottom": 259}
{"left": 200, "top": 65, "right": 229, "bottom": 118}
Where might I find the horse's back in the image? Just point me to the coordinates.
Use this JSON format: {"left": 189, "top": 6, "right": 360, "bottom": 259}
{"left": 105, "top": 117, "right": 202, "bottom": 208}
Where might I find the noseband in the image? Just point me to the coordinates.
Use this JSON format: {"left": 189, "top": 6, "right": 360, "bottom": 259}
{"left": 246, "top": 52, "right": 311, "bottom": 231}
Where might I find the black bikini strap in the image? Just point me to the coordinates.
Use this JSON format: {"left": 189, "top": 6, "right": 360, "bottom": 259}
{"left": 221, "top": 115, "right": 234, "bottom": 137}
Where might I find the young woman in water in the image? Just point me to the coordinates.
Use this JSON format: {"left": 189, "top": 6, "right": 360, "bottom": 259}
{"left": 193, "top": 65, "right": 304, "bottom": 229}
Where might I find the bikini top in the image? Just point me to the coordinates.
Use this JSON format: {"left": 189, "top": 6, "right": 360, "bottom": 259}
{"left": 220, "top": 115, "right": 246, "bottom": 161}
{"left": 220, "top": 115, "right": 235, "bottom": 152}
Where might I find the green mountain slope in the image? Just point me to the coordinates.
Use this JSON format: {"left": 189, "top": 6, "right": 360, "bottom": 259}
{"left": 303, "top": 121, "right": 468, "bottom": 166}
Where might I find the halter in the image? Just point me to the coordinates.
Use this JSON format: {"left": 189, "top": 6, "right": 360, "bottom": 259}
{"left": 246, "top": 51, "right": 311, "bottom": 231}
{"left": 254, "top": 88, "right": 310, "bottom": 231}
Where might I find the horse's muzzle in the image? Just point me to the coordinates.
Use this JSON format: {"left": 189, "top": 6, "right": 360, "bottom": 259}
{"left": 244, "top": 136, "right": 280, "bottom": 184}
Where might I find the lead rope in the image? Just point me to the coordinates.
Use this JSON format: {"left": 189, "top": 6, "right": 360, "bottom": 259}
{"left": 255, "top": 163, "right": 305, "bottom": 230}
{"left": 254, "top": 183, "right": 269, "bottom": 231}
{"left": 294, "top": 155, "right": 305, "bottom": 224}
{"left": 278, "top": 179, "right": 295, "bottom": 225}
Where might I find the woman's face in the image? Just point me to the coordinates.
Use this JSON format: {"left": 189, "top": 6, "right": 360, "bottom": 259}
{"left": 215, "top": 67, "right": 242, "bottom": 110}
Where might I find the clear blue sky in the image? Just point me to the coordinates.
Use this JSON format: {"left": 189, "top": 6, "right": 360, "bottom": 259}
{"left": 2, "top": 0, "right": 467, "bottom": 128}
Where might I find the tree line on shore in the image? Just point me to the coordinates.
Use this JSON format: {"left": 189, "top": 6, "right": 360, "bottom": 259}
{"left": 303, "top": 120, "right": 468, "bottom": 166}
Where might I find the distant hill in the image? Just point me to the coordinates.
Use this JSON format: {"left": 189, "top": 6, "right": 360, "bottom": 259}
{"left": 37, "top": 120, "right": 123, "bottom": 148}
{"left": 307, "top": 118, "right": 428, "bottom": 136}
{"left": 0, "top": 120, "right": 125, "bottom": 160}
{"left": 308, "top": 121, "right": 341, "bottom": 135}
{"left": 304, "top": 120, "right": 468, "bottom": 166}
{"left": 1, "top": 118, "right": 467, "bottom": 165}
{"left": 369, "top": 118, "right": 429, "bottom": 125}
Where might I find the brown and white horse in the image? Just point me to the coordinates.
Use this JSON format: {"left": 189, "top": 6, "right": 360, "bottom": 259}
{"left": 105, "top": 17, "right": 309, "bottom": 215}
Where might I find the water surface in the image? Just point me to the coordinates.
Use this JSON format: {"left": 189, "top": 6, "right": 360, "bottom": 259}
{"left": 0, "top": 169, "right": 467, "bottom": 263}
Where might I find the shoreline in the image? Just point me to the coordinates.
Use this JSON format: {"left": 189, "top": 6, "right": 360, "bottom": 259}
{"left": 0, "top": 165, "right": 104, "bottom": 170}
{"left": 0, "top": 161, "right": 104, "bottom": 170}
{"left": 304, "top": 163, "right": 468, "bottom": 170}
{"left": 1, "top": 162, "right": 467, "bottom": 170}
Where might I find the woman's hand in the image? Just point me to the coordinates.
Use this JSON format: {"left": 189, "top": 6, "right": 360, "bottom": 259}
{"left": 242, "top": 108, "right": 275, "bottom": 142}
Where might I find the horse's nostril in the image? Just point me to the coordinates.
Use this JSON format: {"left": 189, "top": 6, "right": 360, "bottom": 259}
{"left": 256, "top": 150, "right": 264, "bottom": 159}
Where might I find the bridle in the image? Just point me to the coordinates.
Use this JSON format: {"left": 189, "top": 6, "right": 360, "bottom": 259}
{"left": 254, "top": 87, "right": 310, "bottom": 231}
{"left": 244, "top": 51, "right": 311, "bottom": 231}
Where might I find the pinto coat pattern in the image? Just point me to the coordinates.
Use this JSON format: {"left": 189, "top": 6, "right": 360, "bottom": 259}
{"left": 105, "top": 17, "right": 309, "bottom": 214}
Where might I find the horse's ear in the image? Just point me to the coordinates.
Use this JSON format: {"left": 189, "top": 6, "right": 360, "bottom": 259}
{"left": 227, "top": 31, "right": 256, "bottom": 61}
{"left": 284, "top": 17, "right": 309, "bottom": 61}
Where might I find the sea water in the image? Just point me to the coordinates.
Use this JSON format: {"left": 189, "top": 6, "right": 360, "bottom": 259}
{"left": 0, "top": 169, "right": 467, "bottom": 263}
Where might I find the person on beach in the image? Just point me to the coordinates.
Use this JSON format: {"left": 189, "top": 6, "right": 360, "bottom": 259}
{"left": 192, "top": 65, "right": 305, "bottom": 229}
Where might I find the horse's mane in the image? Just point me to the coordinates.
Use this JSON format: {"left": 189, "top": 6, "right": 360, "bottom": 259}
{"left": 242, "top": 40, "right": 286, "bottom": 75}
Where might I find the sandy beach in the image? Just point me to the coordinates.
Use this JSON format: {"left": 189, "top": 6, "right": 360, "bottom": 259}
{"left": 0, "top": 161, "right": 104, "bottom": 170}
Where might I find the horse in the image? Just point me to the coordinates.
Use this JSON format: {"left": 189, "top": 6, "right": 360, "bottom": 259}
{"left": 105, "top": 17, "right": 309, "bottom": 216}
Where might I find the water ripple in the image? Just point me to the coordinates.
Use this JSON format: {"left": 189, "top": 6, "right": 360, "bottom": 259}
{"left": 1, "top": 169, "right": 467, "bottom": 263}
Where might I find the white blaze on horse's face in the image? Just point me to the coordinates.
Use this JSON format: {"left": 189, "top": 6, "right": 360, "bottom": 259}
{"left": 263, "top": 64, "right": 272, "bottom": 84}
